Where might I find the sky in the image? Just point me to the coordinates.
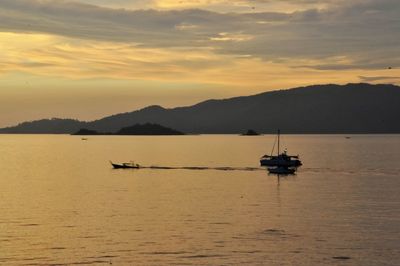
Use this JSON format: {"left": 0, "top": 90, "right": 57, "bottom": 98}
{"left": 0, "top": 0, "right": 399, "bottom": 127}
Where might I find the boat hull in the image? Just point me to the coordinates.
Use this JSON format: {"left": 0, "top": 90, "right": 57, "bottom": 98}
{"left": 110, "top": 162, "right": 140, "bottom": 169}
{"left": 267, "top": 167, "right": 296, "bottom": 175}
{"left": 260, "top": 158, "right": 302, "bottom": 167}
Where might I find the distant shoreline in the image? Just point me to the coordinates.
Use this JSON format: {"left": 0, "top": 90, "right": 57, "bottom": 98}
{"left": 1, "top": 84, "right": 400, "bottom": 135}
{"left": 2, "top": 133, "right": 400, "bottom": 135}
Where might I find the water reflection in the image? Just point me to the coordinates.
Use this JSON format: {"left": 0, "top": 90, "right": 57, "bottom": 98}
{"left": 0, "top": 134, "right": 399, "bottom": 265}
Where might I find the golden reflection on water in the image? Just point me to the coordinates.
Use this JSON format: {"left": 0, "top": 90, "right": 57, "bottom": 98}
{"left": 0, "top": 135, "right": 400, "bottom": 265}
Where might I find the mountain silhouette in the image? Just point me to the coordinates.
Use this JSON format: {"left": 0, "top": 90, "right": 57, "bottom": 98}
{"left": 0, "top": 118, "right": 86, "bottom": 134}
{"left": 1, "top": 83, "right": 400, "bottom": 134}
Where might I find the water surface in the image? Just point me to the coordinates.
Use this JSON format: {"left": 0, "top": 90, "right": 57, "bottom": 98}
{"left": 0, "top": 134, "right": 399, "bottom": 265}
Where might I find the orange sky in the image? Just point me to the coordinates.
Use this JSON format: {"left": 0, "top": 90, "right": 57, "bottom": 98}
{"left": 0, "top": 0, "right": 399, "bottom": 127}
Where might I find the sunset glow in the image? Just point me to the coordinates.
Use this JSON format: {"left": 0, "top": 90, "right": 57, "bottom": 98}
{"left": 0, "top": 0, "right": 399, "bottom": 126}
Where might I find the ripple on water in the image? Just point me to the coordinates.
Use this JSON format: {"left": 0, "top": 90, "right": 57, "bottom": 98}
{"left": 0, "top": 258, "right": 13, "bottom": 263}
{"left": 114, "top": 249, "right": 137, "bottom": 253}
{"left": 259, "top": 228, "right": 301, "bottom": 240}
{"left": 48, "top": 247, "right": 66, "bottom": 250}
{"left": 61, "top": 225, "right": 76, "bottom": 228}
{"left": 78, "top": 235, "right": 102, "bottom": 239}
{"left": 140, "top": 251, "right": 188, "bottom": 255}
{"left": 332, "top": 256, "right": 351, "bottom": 260}
{"left": 231, "top": 228, "right": 302, "bottom": 242}
{"left": 261, "top": 228, "right": 286, "bottom": 235}
{"left": 32, "top": 260, "right": 112, "bottom": 265}
{"left": 86, "top": 255, "right": 118, "bottom": 259}
{"left": 179, "top": 254, "right": 226, "bottom": 259}
{"left": 209, "top": 222, "right": 232, "bottom": 225}
{"left": 232, "top": 250, "right": 262, "bottom": 254}
{"left": 290, "top": 250, "right": 303, "bottom": 254}
{"left": 19, "top": 223, "right": 40, "bottom": 227}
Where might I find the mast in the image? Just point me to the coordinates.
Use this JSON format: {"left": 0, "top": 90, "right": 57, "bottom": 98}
{"left": 277, "top": 129, "right": 280, "bottom": 155}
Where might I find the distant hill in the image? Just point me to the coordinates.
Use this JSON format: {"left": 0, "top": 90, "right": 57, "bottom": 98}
{"left": 1, "top": 83, "right": 400, "bottom": 134}
{"left": 0, "top": 118, "right": 86, "bottom": 134}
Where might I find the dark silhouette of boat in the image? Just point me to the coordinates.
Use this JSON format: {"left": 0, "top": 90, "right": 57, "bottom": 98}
{"left": 267, "top": 166, "right": 296, "bottom": 175}
{"left": 110, "top": 161, "right": 140, "bottom": 169}
{"left": 260, "top": 129, "right": 302, "bottom": 167}
{"left": 261, "top": 152, "right": 302, "bottom": 167}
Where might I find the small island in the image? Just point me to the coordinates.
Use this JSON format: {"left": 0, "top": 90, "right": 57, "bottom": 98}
{"left": 241, "top": 129, "right": 260, "bottom": 136}
{"left": 116, "top": 123, "right": 184, "bottom": 135}
{"left": 72, "top": 123, "right": 184, "bottom": 135}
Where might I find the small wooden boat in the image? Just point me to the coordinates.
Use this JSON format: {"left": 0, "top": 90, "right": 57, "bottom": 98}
{"left": 110, "top": 161, "right": 140, "bottom": 169}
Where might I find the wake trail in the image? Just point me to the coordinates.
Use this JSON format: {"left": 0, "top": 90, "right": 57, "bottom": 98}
{"left": 137, "top": 166, "right": 266, "bottom": 171}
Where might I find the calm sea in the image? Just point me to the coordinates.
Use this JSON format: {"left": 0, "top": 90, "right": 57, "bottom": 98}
{"left": 0, "top": 134, "right": 399, "bottom": 265}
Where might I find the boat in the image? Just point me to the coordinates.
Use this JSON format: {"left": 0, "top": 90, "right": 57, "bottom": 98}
{"left": 110, "top": 161, "right": 140, "bottom": 169}
{"left": 260, "top": 129, "right": 302, "bottom": 167}
{"left": 267, "top": 166, "right": 296, "bottom": 175}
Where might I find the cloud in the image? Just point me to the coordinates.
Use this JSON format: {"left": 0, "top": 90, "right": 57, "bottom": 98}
{"left": 76, "top": 0, "right": 344, "bottom": 12}
{"left": 136, "top": 0, "right": 347, "bottom": 12}
{"left": 0, "top": 0, "right": 399, "bottom": 71}
{"left": 359, "top": 76, "right": 400, "bottom": 83}
{"left": 2, "top": 30, "right": 365, "bottom": 95}
{"left": 0, "top": 32, "right": 239, "bottom": 84}
{"left": 210, "top": 32, "right": 254, "bottom": 42}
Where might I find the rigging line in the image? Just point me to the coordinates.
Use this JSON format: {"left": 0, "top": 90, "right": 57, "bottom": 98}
{"left": 270, "top": 134, "right": 277, "bottom": 156}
